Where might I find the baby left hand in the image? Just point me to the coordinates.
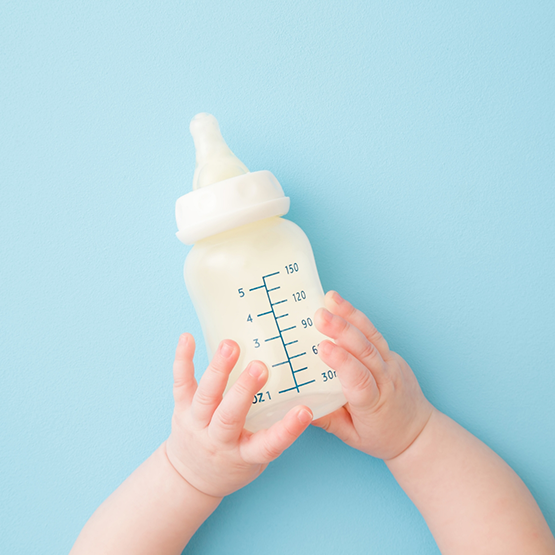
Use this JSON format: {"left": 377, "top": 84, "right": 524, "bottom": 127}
{"left": 166, "top": 333, "right": 313, "bottom": 498}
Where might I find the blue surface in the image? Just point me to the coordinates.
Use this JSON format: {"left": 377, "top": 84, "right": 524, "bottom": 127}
{"left": 1, "top": 1, "right": 554, "bottom": 553}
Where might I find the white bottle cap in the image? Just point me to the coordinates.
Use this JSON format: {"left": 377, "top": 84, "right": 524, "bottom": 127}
{"left": 175, "top": 170, "right": 290, "bottom": 245}
{"left": 176, "top": 113, "right": 290, "bottom": 245}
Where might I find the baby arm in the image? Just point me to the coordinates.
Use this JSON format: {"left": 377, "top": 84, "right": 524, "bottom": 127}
{"left": 70, "top": 334, "right": 312, "bottom": 555}
{"left": 314, "top": 291, "right": 555, "bottom": 555}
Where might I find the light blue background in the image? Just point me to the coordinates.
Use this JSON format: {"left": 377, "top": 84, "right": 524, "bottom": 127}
{"left": 1, "top": 1, "right": 554, "bottom": 553}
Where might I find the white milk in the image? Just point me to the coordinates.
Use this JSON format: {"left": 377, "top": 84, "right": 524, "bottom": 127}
{"left": 175, "top": 113, "right": 346, "bottom": 432}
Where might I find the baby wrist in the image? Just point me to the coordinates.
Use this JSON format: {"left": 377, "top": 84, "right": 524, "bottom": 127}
{"left": 162, "top": 441, "right": 224, "bottom": 502}
{"left": 384, "top": 405, "right": 438, "bottom": 464}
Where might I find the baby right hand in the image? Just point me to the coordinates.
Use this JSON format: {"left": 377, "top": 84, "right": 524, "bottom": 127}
{"left": 313, "top": 291, "right": 434, "bottom": 461}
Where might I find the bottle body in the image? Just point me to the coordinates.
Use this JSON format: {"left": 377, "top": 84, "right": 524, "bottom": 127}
{"left": 184, "top": 216, "right": 346, "bottom": 432}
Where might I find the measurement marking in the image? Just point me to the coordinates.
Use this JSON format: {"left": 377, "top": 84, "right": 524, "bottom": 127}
{"left": 275, "top": 313, "right": 288, "bottom": 319}
{"left": 284, "top": 340, "right": 298, "bottom": 346}
{"left": 293, "top": 367, "right": 308, "bottom": 373}
{"left": 278, "top": 385, "right": 300, "bottom": 394}
{"left": 267, "top": 286, "right": 280, "bottom": 292}
{"left": 280, "top": 326, "right": 296, "bottom": 333}
{"left": 265, "top": 335, "right": 280, "bottom": 342}
{"left": 272, "top": 360, "right": 289, "bottom": 367}
{"left": 289, "top": 352, "right": 306, "bottom": 360}
{"left": 249, "top": 285, "right": 264, "bottom": 291}
{"left": 261, "top": 274, "right": 300, "bottom": 393}
{"left": 257, "top": 311, "right": 272, "bottom": 317}
{"left": 278, "top": 379, "right": 315, "bottom": 394}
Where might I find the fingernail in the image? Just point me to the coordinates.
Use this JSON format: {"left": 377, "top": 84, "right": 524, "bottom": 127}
{"left": 332, "top": 291, "right": 344, "bottom": 304}
{"left": 220, "top": 341, "right": 233, "bottom": 358}
{"left": 248, "top": 362, "right": 264, "bottom": 379}
{"left": 298, "top": 408, "right": 313, "bottom": 425}
{"left": 179, "top": 334, "right": 188, "bottom": 345}
{"left": 320, "top": 308, "right": 332, "bottom": 323}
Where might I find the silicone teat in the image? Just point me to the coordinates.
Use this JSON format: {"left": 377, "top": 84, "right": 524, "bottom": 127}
{"left": 190, "top": 113, "right": 250, "bottom": 190}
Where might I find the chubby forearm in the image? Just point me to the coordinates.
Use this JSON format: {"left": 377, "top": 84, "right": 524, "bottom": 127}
{"left": 70, "top": 442, "right": 222, "bottom": 555}
{"left": 312, "top": 293, "right": 555, "bottom": 552}
{"left": 70, "top": 334, "right": 312, "bottom": 554}
{"left": 386, "top": 409, "right": 555, "bottom": 555}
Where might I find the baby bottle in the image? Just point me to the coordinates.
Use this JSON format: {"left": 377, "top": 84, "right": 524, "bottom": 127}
{"left": 175, "top": 113, "right": 346, "bottom": 432}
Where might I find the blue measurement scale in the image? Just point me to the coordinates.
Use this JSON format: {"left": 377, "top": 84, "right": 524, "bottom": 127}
{"left": 232, "top": 262, "right": 340, "bottom": 429}
{"left": 248, "top": 270, "right": 316, "bottom": 395}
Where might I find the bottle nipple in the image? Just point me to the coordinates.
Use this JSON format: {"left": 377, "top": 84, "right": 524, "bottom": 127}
{"left": 190, "top": 113, "right": 250, "bottom": 190}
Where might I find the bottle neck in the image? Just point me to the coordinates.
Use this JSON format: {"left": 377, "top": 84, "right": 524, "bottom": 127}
{"left": 194, "top": 215, "right": 284, "bottom": 247}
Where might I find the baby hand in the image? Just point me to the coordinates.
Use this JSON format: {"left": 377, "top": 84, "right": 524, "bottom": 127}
{"left": 313, "top": 291, "right": 433, "bottom": 461}
{"left": 166, "top": 334, "right": 313, "bottom": 498}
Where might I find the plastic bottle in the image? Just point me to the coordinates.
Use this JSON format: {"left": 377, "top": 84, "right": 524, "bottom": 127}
{"left": 175, "top": 113, "right": 346, "bottom": 432}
